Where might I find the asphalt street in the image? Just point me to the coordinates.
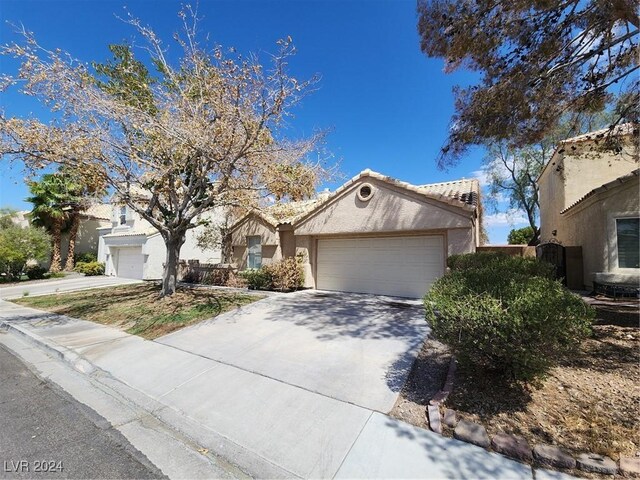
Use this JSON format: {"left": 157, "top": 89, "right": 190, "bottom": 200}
{"left": 0, "top": 344, "right": 165, "bottom": 479}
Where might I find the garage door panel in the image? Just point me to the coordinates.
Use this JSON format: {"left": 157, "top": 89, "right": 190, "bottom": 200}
{"left": 116, "top": 247, "right": 144, "bottom": 280}
{"left": 317, "top": 236, "right": 444, "bottom": 298}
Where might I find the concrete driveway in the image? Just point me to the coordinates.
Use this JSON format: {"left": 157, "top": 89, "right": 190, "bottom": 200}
{"left": 157, "top": 289, "right": 429, "bottom": 412}
{"left": 0, "top": 275, "right": 142, "bottom": 300}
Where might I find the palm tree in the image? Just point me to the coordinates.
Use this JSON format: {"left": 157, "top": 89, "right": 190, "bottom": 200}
{"left": 61, "top": 167, "right": 106, "bottom": 271}
{"left": 26, "top": 173, "right": 75, "bottom": 273}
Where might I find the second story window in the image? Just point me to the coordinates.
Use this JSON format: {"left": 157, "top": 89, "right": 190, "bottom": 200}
{"left": 119, "top": 206, "right": 127, "bottom": 225}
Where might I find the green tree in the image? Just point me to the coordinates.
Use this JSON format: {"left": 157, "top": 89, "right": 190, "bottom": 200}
{"left": 0, "top": 213, "right": 51, "bottom": 280}
{"left": 1, "top": 8, "right": 328, "bottom": 296}
{"left": 508, "top": 226, "right": 535, "bottom": 245}
{"left": 417, "top": 0, "right": 639, "bottom": 167}
{"left": 482, "top": 114, "right": 616, "bottom": 244}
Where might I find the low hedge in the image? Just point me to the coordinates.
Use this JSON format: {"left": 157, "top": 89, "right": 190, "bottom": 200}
{"left": 74, "top": 261, "right": 105, "bottom": 276}
{"left": 426, "top": 254, "right": 593, "bottom": 383}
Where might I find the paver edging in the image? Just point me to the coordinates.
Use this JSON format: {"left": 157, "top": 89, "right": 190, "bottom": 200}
{"left": 424, "top": 355, "right": 620, "bottom": 477}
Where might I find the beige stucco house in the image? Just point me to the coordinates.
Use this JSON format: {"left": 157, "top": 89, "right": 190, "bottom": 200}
{"left": 538, "top": 124, "right": 639, "bottom": 289}
{"left": 227, "top": 169, "right": 481, "bottom": 298}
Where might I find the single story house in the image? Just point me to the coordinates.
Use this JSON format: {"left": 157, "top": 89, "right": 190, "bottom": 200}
{"left": 227, "top": 169, "right": 481, "bottom": 298}
{"left": 98, "top": 202, "right": 222, "bottom": 280}
{"left": 538, "top": 124, "right": 639, "bottom": 289}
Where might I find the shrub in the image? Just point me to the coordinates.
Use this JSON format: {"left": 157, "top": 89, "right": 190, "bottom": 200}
{"left": 75, "top": 252, "right": 98, "bottom": 264}
{"left": 264, "top": 256, "right": 304, "bottom": 292}
{"left": 225, "top": 271, "right": 248, "bottom": 288}
{"left": 239, "top": 268, "right": 273, "bottom": 290}
{"left": 74, "top": 261, "right": 105, "bottom": 276}
{"left": 239, "top": 256, "right": 305, "bottom": 292}
{"left": 447, "top": 252, "right": 555, "bottom": 278}
{"left": 25, "top": 265, "right": 47, "bottom": 280}
{"left": 425, "top": 254, "right": 593, "bottom": 383}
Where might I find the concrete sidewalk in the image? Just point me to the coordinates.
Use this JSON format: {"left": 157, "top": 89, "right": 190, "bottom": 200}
{"left": 0, "top": 300, "right": 547, "bottom": 479}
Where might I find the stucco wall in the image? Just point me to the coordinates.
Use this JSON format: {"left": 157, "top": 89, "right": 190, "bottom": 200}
{"left": 229, "top": 214, "right": 283, "bottom": 269}
{"left": 447, "top": 228, "right": 475, "bottom": 256}
{"left": 294, "top": 235, "right": 316, "bottom": 288}
{"left": 539, "top": 138, "right": 638, "bottom": 242}
{"left": 295, "top": 178, "right": 474, "bottom": 236}
{"left": 561, "top": 178, "right": 639, "bottom": 288}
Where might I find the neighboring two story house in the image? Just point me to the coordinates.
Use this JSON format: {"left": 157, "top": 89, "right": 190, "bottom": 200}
{"left": 538, "top": 124, "right": 639, "bottom": 290}
{"left": 97, "top": 202, "right": 222, "bottom": 280}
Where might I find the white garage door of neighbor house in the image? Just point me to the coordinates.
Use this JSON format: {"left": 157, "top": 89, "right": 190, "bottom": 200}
{"left": 317, "top": 236, "right": 445, "bottom": 298}
{"left": 116, "top": 247, "right": 144, "bottom": 279}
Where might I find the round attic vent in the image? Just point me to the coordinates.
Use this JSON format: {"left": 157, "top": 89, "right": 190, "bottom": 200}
{"left": 357, "top": 183, "right": 374, "bottom": 201}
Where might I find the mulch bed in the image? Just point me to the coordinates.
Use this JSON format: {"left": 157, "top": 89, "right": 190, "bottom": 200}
{"left": 389, "top": 337, "right": 451, "bottom": 429}
{"left": 392, "top": 302, "right": 640, "bottom": 464}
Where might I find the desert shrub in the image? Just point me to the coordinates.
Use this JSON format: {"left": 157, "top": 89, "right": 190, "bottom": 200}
{"left": 447, "top": 252, "right": 555, "bottom": 278}
{"left": 264, "top": 256, "right": 304, "bottom": 292}
{"left": 25, "top": 265, "right": 47, "bottom": 280}
{"left": 425, "top": 256, "right": 593, "bottom": 383}
{"left": 226, "top": 271, "right": 248, "bottom": 288}
{"left": 74, "top": 261, "right": 105, "bottom": 276}
{"left": 201, "top": 268, "right": 232, "bottom": 286}
{"left": 75, "top": 252, "right": 98, "bottom": 264}
{"left": 239, "top": 256, "right": 305, "bottom": 291}
{"left": 239, "top": 268, "right": 273, "bottom": 290}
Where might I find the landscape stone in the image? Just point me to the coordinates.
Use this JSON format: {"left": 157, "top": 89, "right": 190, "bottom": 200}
{"left": 443, "top": 409, "right": 457, "bottom": 428}
{"left": 620, "top": 457, "right": 640, "bottom": 476}
{"left": 491, "top": 433, "right": 533, "bottom": 462}
{"left": 427, "top": 405, "right": 442, "bottom": 434}
{"left": 533, "top": 444, "right": 576, "bottom": 469}
{"left": 453, "top": 420, "right": 490, "bottom": 448}
{"left": 576, "top": 453, "right": 617, "bottom": 475}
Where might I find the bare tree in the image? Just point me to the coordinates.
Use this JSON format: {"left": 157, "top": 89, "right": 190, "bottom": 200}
{"left": 0, "top": 7, "right": 327, "bottom": 296}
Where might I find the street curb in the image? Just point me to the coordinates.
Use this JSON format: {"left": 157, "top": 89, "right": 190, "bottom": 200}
{"left": 0, "top": 319, "right": 294, "bottom": 479}
{"left": 0, "top": 320, "right": 95, "bottom": 374}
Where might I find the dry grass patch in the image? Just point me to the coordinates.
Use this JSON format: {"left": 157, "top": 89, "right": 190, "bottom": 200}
{"left": 14, "top": 283, "right": 262, "bottom": 339}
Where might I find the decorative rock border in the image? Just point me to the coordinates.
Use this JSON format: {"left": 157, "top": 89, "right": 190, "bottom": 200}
{"left": 425, "top": 356, "right": 628, "bottom": 477}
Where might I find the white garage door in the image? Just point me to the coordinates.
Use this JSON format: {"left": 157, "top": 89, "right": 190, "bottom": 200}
{"left": 116, "top": 247, "right": 144, "bottom": 279}
{"left": 317, "top": 236, "right": 444, "bottom": 298}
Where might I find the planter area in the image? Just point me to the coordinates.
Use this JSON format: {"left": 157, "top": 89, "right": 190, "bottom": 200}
{"left": 405, "top": 320, "right": 640, "bottom": 478}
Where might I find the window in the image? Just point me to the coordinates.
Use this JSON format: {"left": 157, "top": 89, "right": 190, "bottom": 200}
{"left": 119, "top": 206, "right": 127, "bottom": 225}
{"left": 247, "top": 236, "right": 262, "bottom": 269}
{"left": 616, "top": 218, "right": 639, "bottom": 269}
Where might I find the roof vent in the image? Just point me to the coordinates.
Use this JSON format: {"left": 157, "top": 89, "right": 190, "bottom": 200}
{"left": 357, "top": 183, "right": 374, "bottom": 202}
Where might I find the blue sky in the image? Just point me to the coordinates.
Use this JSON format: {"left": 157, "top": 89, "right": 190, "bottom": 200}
{"left": 0, "top": 0, "right": 529, "bottom": 243}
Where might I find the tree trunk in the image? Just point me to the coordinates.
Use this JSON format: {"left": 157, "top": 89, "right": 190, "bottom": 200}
{"left": 49, "top": 218, "right": 63, "bottom": 273}
{"left": 64, "top": 212, "right": 80, "bottom": 271}
{"left": 161, "top": 233, "right": 186, "bottom": 297}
